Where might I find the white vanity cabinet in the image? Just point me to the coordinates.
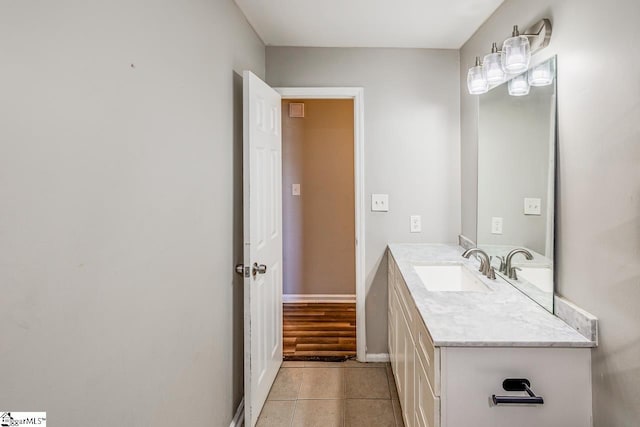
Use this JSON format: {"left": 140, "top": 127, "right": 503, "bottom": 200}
{"left": 387, "top": 253, "right": 593, "bottom": 427}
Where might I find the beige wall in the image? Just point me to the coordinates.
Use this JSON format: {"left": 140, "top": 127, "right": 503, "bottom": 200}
{"left": 0, "top": 1, "right": 264, "bottom": 426}
{"left": 282, "top": 100, "right": 356, "bottom": 296}
{"left": 267, "top": 47, "right": 461, "bottom": 354}
{"left": 460, "top": 0, "right": 640, "bottom": 425}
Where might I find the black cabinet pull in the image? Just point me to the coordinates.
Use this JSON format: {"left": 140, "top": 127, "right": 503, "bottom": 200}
{"left": 492, "top": 378, "right": 544, "bottom": 405}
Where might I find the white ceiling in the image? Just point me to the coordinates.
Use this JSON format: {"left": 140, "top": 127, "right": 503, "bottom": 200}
{"left": 234, "top": 0, "right": 505, "bottom": 49}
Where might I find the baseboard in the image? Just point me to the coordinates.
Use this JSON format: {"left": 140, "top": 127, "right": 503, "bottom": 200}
{"left": 283, "top": 294, "right": 356, "bottom": 303}
{"left": 230, "top": 398, "right": 244, "bottom": 427}
{"left": 365, "top": 353, "right": 390, "bottom": 363}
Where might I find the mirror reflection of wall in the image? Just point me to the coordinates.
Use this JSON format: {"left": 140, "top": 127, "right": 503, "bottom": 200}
{"left": 476, "top": 56, "right": 557, "bottom": 313}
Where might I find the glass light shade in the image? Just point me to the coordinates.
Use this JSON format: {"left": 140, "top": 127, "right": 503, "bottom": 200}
{"left": 528, "top": 60, "right": 555, "bottom": 86}
{"left": 508, "top": 73, "right": 530, "bottom": 96}
{"left": 483, "top": 52, "right": 505, "bottom": 84}
{"left": 467, "top": 64, "right": 488, "bottom": 95}
{"left": 501, "top": 35, "right": 531, "bottom": 74}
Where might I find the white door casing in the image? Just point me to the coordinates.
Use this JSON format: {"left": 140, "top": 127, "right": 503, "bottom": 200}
{"left": 243, "top": 71, "right": 283, "bottom": 427}
{"left": 273, "top": 87, "right": 366, "bottom": 362}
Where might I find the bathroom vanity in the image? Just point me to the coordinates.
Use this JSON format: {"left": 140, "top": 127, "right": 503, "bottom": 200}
{"left": 387, "top": 244, "right": 595, "bottom": 427}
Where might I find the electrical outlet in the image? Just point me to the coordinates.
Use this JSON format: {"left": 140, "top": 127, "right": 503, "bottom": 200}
{"left": 491, "top": 217, "right": 503, "bottom": 234}
{"left": 371, "top": 194, "right": 389, "bottom": 212}
{"left": 524, "top": 198, "right": 541, "bottom": 215}
{"left": 410, "top": 215, "right": 421, "bottom": 233}
{"left": 292, "top": 184, "right": 300, "bottom": 196}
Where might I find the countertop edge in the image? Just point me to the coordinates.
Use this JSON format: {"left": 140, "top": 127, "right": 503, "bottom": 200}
{"left": 387, "top": 244, "right": 597, "bottom": 349}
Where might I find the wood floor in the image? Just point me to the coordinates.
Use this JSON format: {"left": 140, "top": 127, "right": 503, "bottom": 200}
{"left": 283, "top": 303, "right": 356, "bottom": 360}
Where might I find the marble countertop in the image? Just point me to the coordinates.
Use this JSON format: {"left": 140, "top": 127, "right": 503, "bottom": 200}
{"left": 388, "top": 243, "right": 595, "bottom": 348}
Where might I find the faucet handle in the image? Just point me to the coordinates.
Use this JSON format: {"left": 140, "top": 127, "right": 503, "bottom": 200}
{"left": 487, "top": 266, "right": 496, "bottom": 280}
{"left": 478, "top": 258, "right": 486, "bottom": 274}
{"left": 496, "top": 256, "right": 506, "bottom": 273}
{"left": 509, "top": 266, "right": 522, "bottom": 280}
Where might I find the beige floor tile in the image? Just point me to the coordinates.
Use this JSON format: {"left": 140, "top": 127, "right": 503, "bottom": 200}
{"left": 343, "top": 360, "right": 389, "bottom": 368}
{"left": 256, "top": 400, "right": 295, "bottom": 427}
{"left": 386, "top": 365, "right": 399, "bottom": 401}
{"left": 299, "top": 367, "right": 345, "bottom": 399}
{"left": 303, "top": 361, "right": 345, "bottom": 368}
{"left": 345, "top": 367, "right": 390, "bottom": 399}
{"left": 392, "top": 399, "right": 405, "bottom": 427}
{"left": 268, "top": 368, "right": 304, "bottom": 400}
{"left": 291, "top": 399, "right": 344, "bottom": 427}
{"left": 283, "top": 361, "right": 306, "bottom": 368}
{"left": 345, "top": 399, "right": 396, "bottom": 427}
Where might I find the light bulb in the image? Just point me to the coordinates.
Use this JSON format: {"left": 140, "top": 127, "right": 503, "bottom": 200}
{"left": 467, "top": 57, "right": 488, "bottom": 95}
{"left": 508, "top": 73, "right": 530, "bottom": 96}
{"left": 483, "top": 43, "right": 505, "bottom": 84}
{"left": 528, "top": 60, "right": 554, "bottom": 86}
{"left": 501, "top": 25, "right": 531, "bottom": 74}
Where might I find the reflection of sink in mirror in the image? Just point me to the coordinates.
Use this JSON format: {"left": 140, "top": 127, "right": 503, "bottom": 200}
{"left": 413, "top": 264, "right": 491, "bottom": 292}
{"left": 517, "top": 267, "right": 553, "bottom": 293}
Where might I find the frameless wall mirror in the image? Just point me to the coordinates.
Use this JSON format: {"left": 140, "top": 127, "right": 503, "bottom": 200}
{"left": 476, "top": 56, "right": 557, "bottom": 312}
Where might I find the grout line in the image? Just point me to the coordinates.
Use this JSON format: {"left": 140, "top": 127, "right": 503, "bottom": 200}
{"left": 289, "top": 398, "right": 297, "bottom": 427}
{"left": 342, "top": 366, "right": 347, "bottom": 427}
{"left": 386, "top": 364, "right": 400, "bottom": 427}
{"left": 344, "top": 367, "right": 347, "bottom": 427}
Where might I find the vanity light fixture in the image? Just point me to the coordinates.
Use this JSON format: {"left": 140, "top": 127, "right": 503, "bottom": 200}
{"left": 501, "top": 25, "right": 531, "bottom": 74}
{"left": 483, "top": 42, "right": 505, "bottom": 84}
{"left": 528, "top": 60, "right": 555, "bottom": 86}
{"left": 467, "top": 19, "right": 552, "bottom": 95}
{"left": 508, "top": 73, "right": 530, "bottom": 96}
{"left": 467, "top": 56, "right": 489, "bottom": 95}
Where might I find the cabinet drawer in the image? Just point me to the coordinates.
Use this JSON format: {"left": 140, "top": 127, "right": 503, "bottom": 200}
{"left": 440, "top": 347, "right": 592, "bottom": 427}
{"left": 415, "top": 353, "right": 440, "bottom": 427}
{"left": 394, "top": 274, "right": 415, "bottom": 327}
{"left": 414, "top": 316, "right": 440, "bottom": 396}
{"left": 388, "top": 251, "right": 396, "bottom": 295}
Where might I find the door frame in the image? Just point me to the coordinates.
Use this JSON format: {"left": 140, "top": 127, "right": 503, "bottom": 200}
{"left": 274, "top": 87, "right": 366, "bottom": 362}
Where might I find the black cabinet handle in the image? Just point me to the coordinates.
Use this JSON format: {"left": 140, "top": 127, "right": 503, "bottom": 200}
{"left": 492, "top": 378, "right": 544, "bottom": 405}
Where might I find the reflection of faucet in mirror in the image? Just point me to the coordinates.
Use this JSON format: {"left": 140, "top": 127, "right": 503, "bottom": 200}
{"left": 504, "top": 248, "right": 534, "bottom": 279}
{"left": 461, "top": 248, "right": 496, "bottom": 279}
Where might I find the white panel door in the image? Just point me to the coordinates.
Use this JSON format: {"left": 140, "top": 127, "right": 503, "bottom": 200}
{"left": 243, "top": 70, "right": 283, "bottom": 427}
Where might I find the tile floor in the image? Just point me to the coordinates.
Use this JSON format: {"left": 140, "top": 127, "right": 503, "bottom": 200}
{"left": 256, "top": 360, "right": 405, "bottom": 427}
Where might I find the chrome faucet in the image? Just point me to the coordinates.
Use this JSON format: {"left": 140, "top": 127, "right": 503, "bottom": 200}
{"left": 504, "top": 248, "right": 533, "bottom": 279}
{"left": 461, "top": 248, "right": 496, "bottom": 279}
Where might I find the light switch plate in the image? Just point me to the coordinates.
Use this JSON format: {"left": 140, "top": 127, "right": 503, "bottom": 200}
{"left": 410, "top": 215, "right": 421, "bottom": 233}
{"left": 371, "top": 194, "right": 389, "bottom": 212}
{"left": 491, "top": 217, "right": 503, "bottom": 234}
{"left": 292, "top": 184, "right": 300, "bottom": 196}
{"left": 524, "top": 198, "right": 541, "bottom": 215}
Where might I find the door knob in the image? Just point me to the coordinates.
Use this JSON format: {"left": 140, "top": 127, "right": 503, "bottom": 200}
{"left": 252, "top": 263, "right": 267, "bottom": 276}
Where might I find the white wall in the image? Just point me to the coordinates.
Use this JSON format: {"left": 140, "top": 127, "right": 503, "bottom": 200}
{"left": 267, "top": 47, "right": 461, "bottom": 353}
{"left": 460, "top": 1, "right": 640, "bottom": 425}
{"left": 0, "top": 1, "right": 264, "bottom": 426}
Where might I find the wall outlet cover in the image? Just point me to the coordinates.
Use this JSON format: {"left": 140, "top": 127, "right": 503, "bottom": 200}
{"left": 410, "top": 215, "right": 422, "bottom": 233}
{"left": 371, "top": 194, "right": 389, "bottom": 212}
{"left": 292, "top": 183, "right": 301, "bottom": 196}
{"left": 524, "top": 197, "right": 542, "bottom": 215}
{"left": 491, "top": 217, "right": 503, "bottom": 234}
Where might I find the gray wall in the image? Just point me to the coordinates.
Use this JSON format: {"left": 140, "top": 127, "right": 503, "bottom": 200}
{"left": 460, "top": 0, "right": 640, "bottom": 425}
{"left": 477, "top": 82, "right": 554, "bottom": 255}
{"left": 0, "top": 1, "right": 264, "bottom": 426}
{"left": 267, "top": 47, "right": 461, "bottom": 354}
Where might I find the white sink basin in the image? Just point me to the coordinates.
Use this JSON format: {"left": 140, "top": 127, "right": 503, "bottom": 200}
{"left": 517, "top": 267, "right": 554, "bottom": 293}
{"left": 413, "top": 264, "right": 491, "bottom": 292}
